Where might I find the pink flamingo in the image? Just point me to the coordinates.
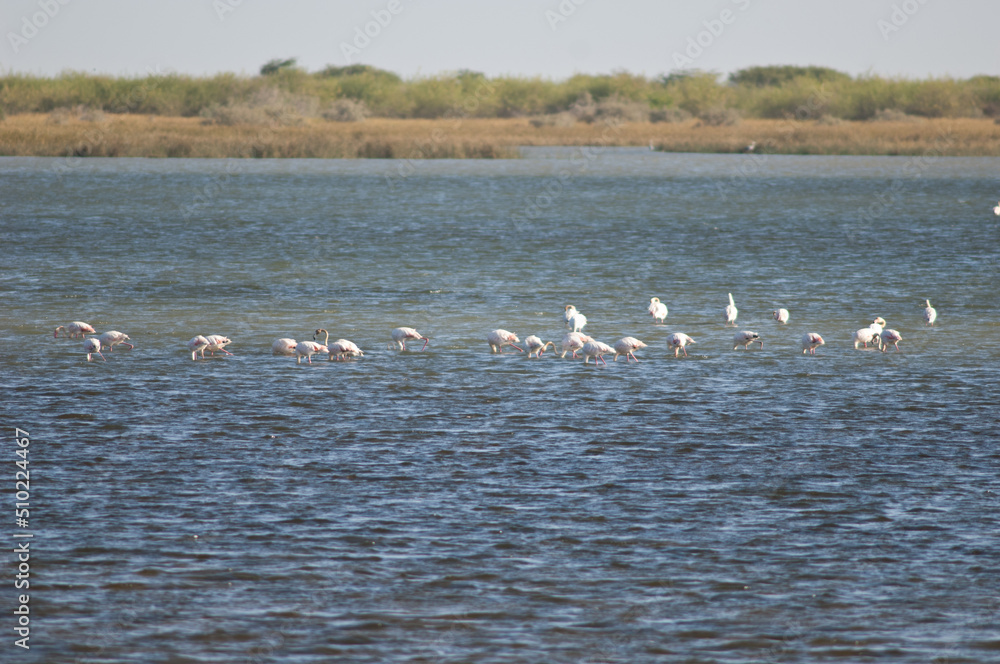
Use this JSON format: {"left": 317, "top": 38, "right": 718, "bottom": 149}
{"left": 55, "top": 321, "right": 95, "bottom": 339}
{"left": 83, "top": 338, "right": 106, "bottom": 362}
{"left": 487, "top": 329, "right": 524, "bottom": 353}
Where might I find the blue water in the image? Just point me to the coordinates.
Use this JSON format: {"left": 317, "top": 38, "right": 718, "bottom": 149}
{"left": 2, "top": 150, "right": 999, "bottom": 663}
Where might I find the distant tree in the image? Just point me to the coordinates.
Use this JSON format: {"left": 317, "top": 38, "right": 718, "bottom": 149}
{"left": 260, "top": 58, "right": 299, "bottom": 76}
{"left": 317, "top": 64, "right": 401, "bottom": 83}
{"left": 729, "top": 66, "right": 851, "bottom": 87}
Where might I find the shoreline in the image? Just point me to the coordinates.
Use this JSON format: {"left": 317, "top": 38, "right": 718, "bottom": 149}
{"left": 2, "top": 114, "right": 999, "bottom": 158}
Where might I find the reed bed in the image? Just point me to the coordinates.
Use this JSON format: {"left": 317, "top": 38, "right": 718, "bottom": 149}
{"left": 1, "top": 114, "right": 999, "bottom": 158}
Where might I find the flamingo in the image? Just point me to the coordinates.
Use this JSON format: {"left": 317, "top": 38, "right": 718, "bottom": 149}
{"left": 647, "top": 297, "right": 668, "bottom": 323}
{"left": 724, "top": 293, "right": 738, "bottom": 326}
{"left": 389, "top": 327, "right": 429, "bottom": 351}
{"left": 801, "top": 333, "right": 825, "bottom": 355}
{"left": 994, "top": 201, "right": 1000, "bottom": 215}
{"left": 666, "top": 332, "right": 695, "bottom": 357}
{"left": 83, "top": 338, "right": 106, "bottom": 362}
{"left": 560, "top": 332, "right": 593, "bottom": 358}
{"left": 295, "top": 341, "right": 327, "bottom": 364}
{"left": 852, "top": 328, "right": 878, "bottom": 349}
{"left": 187, "top": 335, "right": 210, "bottom": 361}
{"left": 733, "top": 330, "right": 763, "bottom": 350}
{"left": 487, "top": 329, "right": 524, "bottom": 353}
{"left": 613, "top": 337, "right": 647, "bottom": 362}
{"left": 272, "top": 338, "right": 297, "bottom": 356}
{"left": 524, "top": 335, "right": 555, "bottom": 358}
{"left": 869, "top": 317, "right": 886, "bottom": 349}
{"left": 581, "top": 340, "right": 614, "bottom": 365}
{"left": 99, "top": 330, "right": 133, "bottom": 351}
{"left": 563, "top": 305, "right": 579, "bottom": 324}
{"left": 204, "top": 334, "right": 233, "bottom": 356}
{"left": 923, "top": 299, "right": 937, "bottom": 326}
{"left": 772, "top": 308, "right": 789, "bottom": 324}
{"left": 328, "top": 339, "right": 364, "bottom": 361}
{"left": 880, "top": 329, "right": 902, "bottom": 352}
{"left": 55, "top": 321, "right": 95, "bottom": 339}
{"left": 566, "top": 310, "right": 588, "bottom": 333}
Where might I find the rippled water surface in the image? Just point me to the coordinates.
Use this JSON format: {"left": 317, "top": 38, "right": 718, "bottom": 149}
{"left": 2, "top": 151, "right": 999, "bottom": 663}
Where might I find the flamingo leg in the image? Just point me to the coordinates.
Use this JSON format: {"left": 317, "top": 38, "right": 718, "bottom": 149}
{"left": 598, "top": 355, "right": 607, "bottom": 365}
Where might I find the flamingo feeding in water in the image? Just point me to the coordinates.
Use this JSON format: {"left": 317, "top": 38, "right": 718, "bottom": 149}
{"left": 801, "top": 333, "right": 825, "bottom": 355}
{"left": 853, "top": 328, "right": 878, "bottom": 349}
{"left": 487, "top": 329, "right": 524, "bottom": 353}
{"left": 524, "top": 335, "right": 555, "bottom": 358}
{"left": 295, "top": 341, "right": 327, "bottom": 364}
{"left": 880, "top": 329, "right": 902, "bottom": 352}
{"left": 328, "top": 339, "right": 364, "bottom": 361}
{"left": 647, "top": 297, "right": 668, "bottom": 323}
{"left": 772, "top": 308, "right": 789, "bottom": 324}
{"left": 560, "top": 332, "right": 593, "bottom": 358}
{"left": 83, "top": 338, "right": 106, "bottom": 362}
{"left": 923, "top": 299, "right": 937, "bottom": 326}
{"left": 581, "top": 340, "right": 614, "bottom": 365}
{"left": 724, "top": 293, "right": 738, "bottom": 326}
{"left": 99, "top": 330, "right": 133, "bottom": 351}
{"left": 272, "top": 338, "right": 297, "bottom": 356}
{"left": 613, "top": 337, "right": 647, "bottom": 362}
{"left": 733, "top": 330, "right": 763, "bottom": 350}
{"left": 389, "top": 327, "right": 429, "bottom": 351}
{"left": 188, "top": 335, "right": 210, "bottom": 361}
{"left": 204, "top": 335, "right": 233, "bottom": 356}
{"left": 667, "top": 332, "right": 695, "bottom": 357}
{"left": 55, "top": 321, "right": 96, "bottom": 339}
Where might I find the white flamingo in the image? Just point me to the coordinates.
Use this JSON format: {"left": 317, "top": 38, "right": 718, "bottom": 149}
{"left": 204, "top": 334, "right": 233, "bottom": 356}
{"left": 581, "top": 340, "right": 614, "bottom": 365}
{"left": 733, "top": 330, "right": 762, "bottom": 350}
{"left": 328, "top": 339, "right": 364, "bottom": 361}
{"left": 647, "top": 297, "right": 668, "bottom": 323}
{"left": 99, "top": 330, "right": 133, "bottom": 351}
{"left": 994, "top": 201, "right": 1000, "bottom": 215}
{"left": 272, "top": 338, "right": 297, "bottom": 356}
{"left": 563, "top": 305, "right": 579, "bottom": 324}
{"left": 923, "top": 299, "right": 937, "bottom": 326}
{"left": 187, "top": 335, "right": 210, "bottom": 361}
{"left": 666, "top": 332, "right": 695, "bottom": 357}
{"left": 560, "top": 332, "right": 593, "bottom": 358}
{"left": 801, "top": 333, "right": 825, "bottom": 355}
{"left": 852, "top": 328, "right": 878, "bottom": 349}
{"left": 613, "top": 337, "right": 647, "bottom": 362}
{"left": 487, "top": 329, "right": 524, "bottom": 353}
{"left": 724, "top": 293, "right": 738, "bottom": 326}
{"left": 566, "top": 311, "right": 588, "bottom": 333}
{"left": 772, "top": 308, "right": 789, "bottom": 324}
{"left": 295, "top": 341, "right": 327, "bottom": 364}
{"left": 83, "top": 337, "right": 106, "bottom": 362}
{"left": 55, "top": 321, "right": 96, "bottom": 339}
{"left": 880, "top": 329, "right": 902, "bottom": 352}
{"left": 524, "top": 335, "right": 555, "bottom": 358}
{"left": 389, "top": 327, "right": 429, "bottom": 351}
{"left": 869, "top": 317, "right": 886, "bottom": 349}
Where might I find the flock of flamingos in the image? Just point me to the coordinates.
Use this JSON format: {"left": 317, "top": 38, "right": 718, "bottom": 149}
{"left": 55, "top": 294, "right": 938, "bottom": 365}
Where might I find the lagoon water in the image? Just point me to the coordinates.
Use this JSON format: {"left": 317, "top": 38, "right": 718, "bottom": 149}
{"left": 2, "top": 149, "right": 1000, "bottom": 663}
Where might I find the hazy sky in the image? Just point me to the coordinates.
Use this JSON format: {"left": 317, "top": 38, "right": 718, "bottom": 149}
{"left": 3, "top": 0, "right": 998, "bottom": 80}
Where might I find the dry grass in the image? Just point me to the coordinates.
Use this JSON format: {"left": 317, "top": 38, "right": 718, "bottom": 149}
{"left": 1, "top": 113, "right": 999, "bottom": 158}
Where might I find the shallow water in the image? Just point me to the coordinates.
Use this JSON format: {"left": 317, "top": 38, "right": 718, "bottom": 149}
{"left": 2, "top": 149, "right": 999, "bottom": 663}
